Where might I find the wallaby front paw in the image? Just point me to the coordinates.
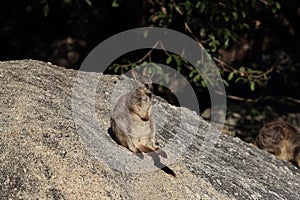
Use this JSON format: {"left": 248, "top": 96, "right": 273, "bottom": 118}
{"left": 132, "top": 148, "right": 144, "bottom": 159}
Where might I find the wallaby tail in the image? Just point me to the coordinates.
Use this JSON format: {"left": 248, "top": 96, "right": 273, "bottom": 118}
{"left": 138, "top": 145, "right": 176, "bottom": 177}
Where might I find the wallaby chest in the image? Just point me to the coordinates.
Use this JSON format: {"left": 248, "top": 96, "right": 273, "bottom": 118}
{"left": 129, "top": 114, "right": 154, "bottom": 138}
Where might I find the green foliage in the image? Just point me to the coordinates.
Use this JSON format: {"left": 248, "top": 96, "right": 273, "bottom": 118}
{"left": 43, "top": 4, "right": 49, "bottom": 17}
{"left": 39, "top": 0, "right": 284, "bottom": 92}
{"left": 139, "top": 0, "right": 281, "bottom": 91}
{"left": 62, "top": 0, "right": 92, "bottom": 6}
{"left": 43, "top": 0, "right": 93, "bottom": 17}
{"left": 149, "top": 0, "right": 281, "bottom": 53}
{"left": 40, "top": 0, "right": 283, "bottom": 93}
{"left": 108, "top": 0, "right": 283, "bottom": 93}
{"left": 111, "top": 0, "right": 120, "bottom": 8}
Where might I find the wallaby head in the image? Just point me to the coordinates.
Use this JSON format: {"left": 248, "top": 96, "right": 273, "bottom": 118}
{"left": 255, "top": 125, "right": 285, "bottom": 155}
{"left": 131, "top": 69, "right": 154, "bottom": 95}
{"left": 255, "top": 125, "right": 285, "bottom": 148}
{"left": 255, "top": 121, "right": 300, "bottom": 167}
{"left": 128, "top": 70, "right": 155, "bottom": 121}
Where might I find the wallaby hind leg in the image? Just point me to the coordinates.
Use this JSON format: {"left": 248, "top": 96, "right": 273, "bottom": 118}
{"left": 138, "top": 145, "right": 167, "bottom": 158}
{"left": 148, "top": 137, "right": 167, "bottom": 158}
{"left": 294, "top": 146, "right": 300, "bottom": 168}
{"left": 129, "top": 146, "right": 144, "bottom": 159}
{"left": 127, "top": 137, "right": 144, "bottom": 159}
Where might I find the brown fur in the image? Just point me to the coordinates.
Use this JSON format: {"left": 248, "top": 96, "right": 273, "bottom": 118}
{"left": 255, "top": 121, "right": 300, "bottom": 168}
{"left": 110, "top": 70, "right": 175, "bottom": 176}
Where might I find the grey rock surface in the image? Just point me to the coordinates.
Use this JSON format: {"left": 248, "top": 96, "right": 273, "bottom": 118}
{"left": 0, "top": 60, "right": 299, "bottom": 199}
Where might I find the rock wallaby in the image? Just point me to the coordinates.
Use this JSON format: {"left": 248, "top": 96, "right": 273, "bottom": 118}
{"left": 255, "top": 121, "right": 300, "bottom": 168}
{"left": 110, "top": 70, "right": 176, "bottom": 176}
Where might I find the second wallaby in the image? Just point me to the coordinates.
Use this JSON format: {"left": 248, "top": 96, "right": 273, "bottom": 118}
{"left": 255, "top": 121, "right": 300, "bottom": 168}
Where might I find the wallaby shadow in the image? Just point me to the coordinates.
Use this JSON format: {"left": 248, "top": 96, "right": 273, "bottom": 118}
{"left": 107, "top": 127, "right": 116, "bottom": 142}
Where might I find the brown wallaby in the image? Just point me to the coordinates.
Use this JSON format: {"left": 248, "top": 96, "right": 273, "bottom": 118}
{"left": 110, "top": 70, "right": 176, "bottom": 177}
{"left": 255, "top": 121, "right": 300, "bottom": 168}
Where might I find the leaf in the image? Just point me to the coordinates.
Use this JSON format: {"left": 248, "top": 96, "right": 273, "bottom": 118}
{"left": 208, "top": 34, "right": 220, "bottom": 52}
{"left": 189, "top": 71, "right": 195, "bottom": 78}
{"left": 164, "top": 74, "right": 170, "bottom": 84}
{"left": 166, "top": 56, "right": 172, "bottom": 64}
{"left": 141, "top": 61, "right": 148, "bottom": 67}
{"left": 195, "top": 60, "right": 202, "bottom": 68}
{"left": 131, "top": 63, "right": 136, "bottom": 68}
{"left": 228, "top": 72, "right": 234, "bottom": 81}
{"left": 201, "top": 79, "right": 207, "bottom": 87}
{"left": 84, "top": 0, "right": 92, "bottom": 7}
{"left": 63, "top": 0, "right": 72, "bottom": 4}
{"left": 114, "top": 66, "right": 119, "bottom": 73}
{"left": 194, "top": 74, "right": 201, "bottom": 82}
{"left": 112, "top": 0, "right": 119, "bottom": 8}
{"left": 224, "top": 15, "right": 229, "bottom": 22}
{"left": 124, "top": 65, "right": 129, "bottom": 71}
{"left": 250, "top": 82, "right": 255, "bottom": 91}
{"left": 256, "top": 70, "right": 263, "bottom": 74}
{"left": 246, "top": 68, "right": 252, "bottom": 73}
{"left": 241, "top": 11, "right": 246, "bottom": 18}
{"left": 232, "top": 12, "right": 238, "bottom": 20}
{"left": 239, "top": 66, "right": 245, "bottom": 76}
{"left": 223, "top": 80, "right": 229, "bottom": 87}
{"left": 224, "top": 39, "right": 229, "bottom": 48}
{"left": 43, "top": 4, "right": 49, "bottom": 17}
{"left": 235, "top": 77, "right": 241, "bottom": 83}
{"left": 242, "top": 23, "right": 250, "bottom": 29}
{"left": 185, "top": 1, "right": 192, "bottom": 10}
{"left": 173, "top": 55, "right": 181, "bottom": 67}
{"left": 152, "top": 63, "right": 162, "bottom": 71}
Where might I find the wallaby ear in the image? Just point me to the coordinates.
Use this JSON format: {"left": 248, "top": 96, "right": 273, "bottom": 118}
{"left": 142, "top": 67, "right": 148, "bottom": 77}
{"left": 131, "top": 69, "right": 138, "bottom": 81}
{"left": 131, "top": 69, "right": 144, "bottom": 87}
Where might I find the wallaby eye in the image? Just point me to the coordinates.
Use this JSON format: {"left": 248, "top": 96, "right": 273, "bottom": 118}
{"left": 144, "top": 83, "right": 152, "bottom": 91}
